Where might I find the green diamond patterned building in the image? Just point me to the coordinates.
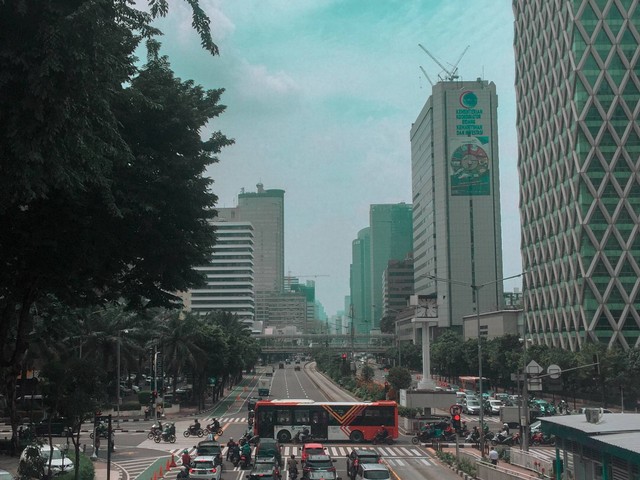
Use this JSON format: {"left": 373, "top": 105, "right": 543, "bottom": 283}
{"left": 515, "top": 0, "right": 640, "bottom": 349}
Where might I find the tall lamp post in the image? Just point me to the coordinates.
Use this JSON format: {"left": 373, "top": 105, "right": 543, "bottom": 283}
{"left": 420, "top": 272, "right": 524, "bottom": 457}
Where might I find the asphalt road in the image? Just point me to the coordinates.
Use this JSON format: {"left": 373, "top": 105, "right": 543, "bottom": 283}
{"left": 63, "top": 363, "right": 466, "bottom": 480}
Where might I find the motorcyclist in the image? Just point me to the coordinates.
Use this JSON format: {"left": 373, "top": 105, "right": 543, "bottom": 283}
{"left": 208, "top": 418, "right": 220, "bottom": 432}
{"left": 497, "top": 423, "right": 510, "bottom": 442}
{"left": 300, "top": 427, "right": 311, "bottom": 443}
{"left": 375, "top": 426, "right": 389, "bottom": 441}
{"left": 288, "top": 455, "right": 298, "bottom": 479}
{"left": 181, "top": 449, "right": 191, "bottom": 468}
{"left": 241, "top": 439, "right": 252, "bottom": 463}
{"left": 226, "top": 438, "right": 236, "bottom": 461}
{"left": 229, "top": 443, "right": 241, "bottom": 465}
{"left": 176, "top": 466, "right": 189, "bottom": 480}
{"left": 192, "top": 419, "right": 201, "bottom": 434}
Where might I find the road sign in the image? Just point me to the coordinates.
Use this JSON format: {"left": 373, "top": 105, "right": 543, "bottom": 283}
{"left": 528, "top": 377, "right": 543, "bottom": 391}
{"left": 547, "top": 364, "right": 562, "bottom": 379}
{"left": 450, "top": 404, "right": 462, "bottom": 416}
{"left": 526, "top": 360, "right": 543, "bottom": 375}
{"left": 511, "top": 373, "right": 525, "bottom": 381}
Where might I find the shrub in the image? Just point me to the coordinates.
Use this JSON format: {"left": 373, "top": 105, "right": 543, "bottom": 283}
{"left": 398, "top": 407, "right": 419, "bottom": 418}
{"left": 59, "top": 452, "right": 94, "bottom": 480}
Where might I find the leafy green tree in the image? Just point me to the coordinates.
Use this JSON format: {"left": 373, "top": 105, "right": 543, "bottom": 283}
{"left": 0, "top": 2, "right": 229, "bottom": 443}
{"left": 431, "top": 330, "right": 467, "bottom": 381}
{"left": 386, "top": 367, "right": 412, "bottom": 395}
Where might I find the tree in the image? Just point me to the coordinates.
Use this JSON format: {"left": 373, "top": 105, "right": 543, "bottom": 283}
{"left": 386, "top": 367, "right": 412, "bottom": 396}
{"left": 0, "top": 2, "right": 228, "bottom": 446}
{"left": 360, "top": 365, "right": 375, "bottom": 383}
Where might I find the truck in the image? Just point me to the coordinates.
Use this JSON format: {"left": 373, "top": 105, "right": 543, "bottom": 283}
{"left": 500, "top": 405, "right": 541, "bottom": 429}
{"left": 258, "top": 378, "right": 271, "bottom": 397}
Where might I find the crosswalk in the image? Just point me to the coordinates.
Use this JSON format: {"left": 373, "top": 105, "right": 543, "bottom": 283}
{"left": 168, "top": 445, "right": 433, "bottom": 463}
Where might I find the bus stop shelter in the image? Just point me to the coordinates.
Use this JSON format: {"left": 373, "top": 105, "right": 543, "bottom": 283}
{"left": 541, "top": 412, "right": 640, "bottom": 480}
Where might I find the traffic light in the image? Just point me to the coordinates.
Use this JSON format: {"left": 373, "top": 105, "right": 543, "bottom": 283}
{"left": 152, "top": 390, "right": 158, "bottom": 400}
{"left": 341, "top": 353, "right": 347, "bottom": 363}
{"left": 451, "top": 413, "right": 461, "bottom": 431}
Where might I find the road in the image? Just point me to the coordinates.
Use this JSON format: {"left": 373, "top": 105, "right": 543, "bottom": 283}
{"left": 66, "top": 363, "right": 470, "bottom": 480}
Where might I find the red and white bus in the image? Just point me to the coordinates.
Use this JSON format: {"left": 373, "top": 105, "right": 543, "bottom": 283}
{"left": 253, "top": 399, "right": 398, "bottom": 443}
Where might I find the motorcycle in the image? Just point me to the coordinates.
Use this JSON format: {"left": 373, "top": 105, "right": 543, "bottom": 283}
{"left": 459, "top": 422, "right": 470, "bottom": 438}
{"left": 240, "top": 432, "right": 260, "bottom": 446}
{"left": 439, "top": 431, "right": 457, "bottom": 442}
{"left": 147, "top": 423, "right": 163, "bottom": 440}
{"left": 247, "top": 417, "right": 254, "bottom": 428}
{"left": 239, "top": 453, "right": 249, "bottom": 469}
{"left": 293, "top": 430, "right": 312, "bottom": 444}
{"left": 154, "top": 424, "right": 177, "bottom": 444}
{"left": 204, "top": 424, "right": 223, "bottom": 437}
{"left": 372, "top": 432, "right": 393, "bottom": 445}
{"left": 288, "top": 467, "right": 298, "bottom": 480}
{"left": 183, "top": 425, "right": 205, "bottom": 438}
{"left": 411, "top": 431, "right": 434, "bottom": 445}
{"left": 90, "top": 423, "right": 108, "bottom": 439}
{"left": 230, "top": 451, "right": 241, "bottom": 468}
{"left": 491, "top": 432, "right": 520, "bottom": 446}
{"left": 531, "top": 431, "right": 554, "bottom": 446}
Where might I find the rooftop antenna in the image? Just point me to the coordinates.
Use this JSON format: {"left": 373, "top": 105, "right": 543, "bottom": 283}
{"left": 418, "top": 44, "right": 470, "bottom": 82}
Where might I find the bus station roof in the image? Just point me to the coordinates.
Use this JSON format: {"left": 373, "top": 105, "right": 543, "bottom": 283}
{"left": 541, "top": 413, "right": 640, "bottom": 464}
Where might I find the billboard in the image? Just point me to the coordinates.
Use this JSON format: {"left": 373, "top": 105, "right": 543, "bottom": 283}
{"left": 449, "top": 90, "right": 492, "bottom": 196}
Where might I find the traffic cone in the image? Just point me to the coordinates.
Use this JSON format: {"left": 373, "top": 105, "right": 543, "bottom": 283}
{"left": 152, "top": 472, "right": 157, "bottom": 480}
{"left": 159, "top": 466, "right": 164, "bottom": 477}
{"left": 170, "top": 454, "right": 177, "bottom": 468}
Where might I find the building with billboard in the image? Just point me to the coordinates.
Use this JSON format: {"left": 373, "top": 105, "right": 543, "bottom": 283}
{"left": 410, "top": 80, "right": 504, "bottom": 329}
{"left": 515, "top": 1, "right": 640, "bottom": 349}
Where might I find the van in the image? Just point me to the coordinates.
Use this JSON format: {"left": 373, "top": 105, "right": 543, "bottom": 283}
{"left": 255, "top": 438, "right": 282, "bottom": 467}
{"left": 455, "top": 391, "right": 466, "bottom": 400}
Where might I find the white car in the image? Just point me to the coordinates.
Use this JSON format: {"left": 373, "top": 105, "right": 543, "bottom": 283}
{"left": 488, "top": 399, "right": 503, "bottom": 415}
{"left": 188, "top": 456, "right": 222, "bottom": 480}
{"left": 358, "top": 463, "right": 391, "bottom": 480}
{"left": 20, "top": 444, "right": 74, "bottom": 476}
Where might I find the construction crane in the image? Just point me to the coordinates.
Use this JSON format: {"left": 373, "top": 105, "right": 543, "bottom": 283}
{"left": 419, "top": 66, "right": 435, "bottom": 87}
{"left": 418, "top": 43, "right": 470, "bottom": 82}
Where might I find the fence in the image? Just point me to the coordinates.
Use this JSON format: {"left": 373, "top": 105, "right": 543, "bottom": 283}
{"left": 476, "top": 461, "right": 543, "bottom": 480}
{"left": 509, "top": 448, "right": 553, "bottom": 476}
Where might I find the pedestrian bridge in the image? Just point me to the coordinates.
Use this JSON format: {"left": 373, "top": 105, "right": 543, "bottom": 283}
{"left": 254, "top": 333, "right": 394, "bottom": 354}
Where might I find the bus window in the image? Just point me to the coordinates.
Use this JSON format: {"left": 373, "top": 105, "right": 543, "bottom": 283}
{"left": 276, "top": 409, "right": 291, "bottom": 425}
{"left": 294, "top": 409, "right": 309, "bottom": 425}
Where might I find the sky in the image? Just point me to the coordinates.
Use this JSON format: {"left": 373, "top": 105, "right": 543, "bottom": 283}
{"left": 149, "top": 0, "right": 521, "bottom": 317}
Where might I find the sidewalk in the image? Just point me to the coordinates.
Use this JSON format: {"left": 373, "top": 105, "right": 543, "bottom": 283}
{"left": 438, "top": 446, "right": 543, "bottom": 479}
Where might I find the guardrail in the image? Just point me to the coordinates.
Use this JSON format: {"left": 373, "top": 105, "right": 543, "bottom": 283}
{"left": 509, "top": 449, "right": 553, "bottom": 477}
{"left": 476, "top": 460, "right": 543, "bottom": 480}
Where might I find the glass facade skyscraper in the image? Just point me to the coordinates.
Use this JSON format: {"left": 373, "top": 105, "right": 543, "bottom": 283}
{"left": 515, "top": 0, "right": 640, "bottom": 349}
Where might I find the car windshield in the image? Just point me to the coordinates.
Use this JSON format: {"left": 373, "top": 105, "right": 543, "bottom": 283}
{"left": 307, "top": 458, "right": 332, "bottom": 469}
{"left": 358, "top": 455, "right": 380, "bottom": 464}
{"left": 363, "top": 470, "right": 390, "bottom": 480}
{"left": 467, "top": 400, "right": 479, "bottom": 406}
{"left": 40, "top": 449, "right": 63, "bottom": 460}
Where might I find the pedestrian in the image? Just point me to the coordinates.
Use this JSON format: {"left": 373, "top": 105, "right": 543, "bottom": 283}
{"left": 94, "top": 436, "right": 101, "bottom": 457}
{"left": 489, "top": 446, "right": 499, "bottom": 466}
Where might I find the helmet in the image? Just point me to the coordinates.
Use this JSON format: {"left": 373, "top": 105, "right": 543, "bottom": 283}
{"left": 503, "top": 423, "right": 508, "bottom": 428}
{"left": 183, "top": 449, "right": 188, "bottom": 454}
{"left": 291, "top": 454, "right": 295, "bottom": 459}
{"left": 195, "top": 419, "right": 199, "bottom": 422}
{"left": 230, "top": 437, "right": 233, "bottom": 441}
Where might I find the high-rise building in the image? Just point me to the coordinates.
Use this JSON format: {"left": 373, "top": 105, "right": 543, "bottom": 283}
{"left": 382, "top": 256, "right": 414, "bottom": 322}
{"left": 515, "top": 1, "right": 640, "bottom": 350}
{"left": 217, "top": 183, "right": 285, "bottom": 326}
{"left": 350, "top": 227, "right": 372, "bottom": 334}
{"left": 188, "top": 221, "right": 255, "bottom": 325}
{"left": 370, "top": 203, "right": 413, "bottom": 329}
{"left": 411, "top": 80, "right": 504, "bottom": 328}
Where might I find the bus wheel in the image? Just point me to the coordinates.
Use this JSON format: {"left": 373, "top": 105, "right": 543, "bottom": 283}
{"left": 277, "top": 430, "right": 291, "bottom": 443}
{"left": 349, "top": 431, "right": 364, "bottom": 443}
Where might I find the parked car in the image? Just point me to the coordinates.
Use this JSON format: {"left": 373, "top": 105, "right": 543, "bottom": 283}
{"left": 189, "top": 456, "right": 221, "bottom": 480}
{"left": 19, "top": 444, "right": 74, "bottom": 476}
{"left": 294, "top": 366, "right": 301, "bottom": 371}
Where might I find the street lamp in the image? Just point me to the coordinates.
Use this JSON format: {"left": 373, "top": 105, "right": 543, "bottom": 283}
{"left": 418, "top": 272, "right": 524, "bottom": 457}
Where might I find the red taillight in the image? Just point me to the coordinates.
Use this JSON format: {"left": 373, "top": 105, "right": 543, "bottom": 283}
{"left": 210, "top": 468, "right": 217, "bottom": 473}
{"left": 189, "top": 469, "right": 195, "bottom": 474}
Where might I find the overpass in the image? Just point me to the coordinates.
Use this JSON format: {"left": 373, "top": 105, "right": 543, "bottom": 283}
{"left": 255, "top": 333, "right": 394, "bottom": 355}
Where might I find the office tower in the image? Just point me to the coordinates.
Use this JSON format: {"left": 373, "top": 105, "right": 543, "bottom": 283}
{"left": 382, "top": 256, "right": 414, "bottom": 321}
{"left": 411, "top": 80, "right": 504, "bottom": 328}
{"left": 370, "top": 203, "right": 413, "bottom": 329}
{"left": 218, "top": 183, "right": 285, "bottom": 326}
{"left": 515, "top": 1, "right": 640, "bottom": 349}
{"left": 350, "top": 227, "right": 372, "bottom": 334}
{"left": 189, "top": 221, "right": 255, "bottom": 325}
